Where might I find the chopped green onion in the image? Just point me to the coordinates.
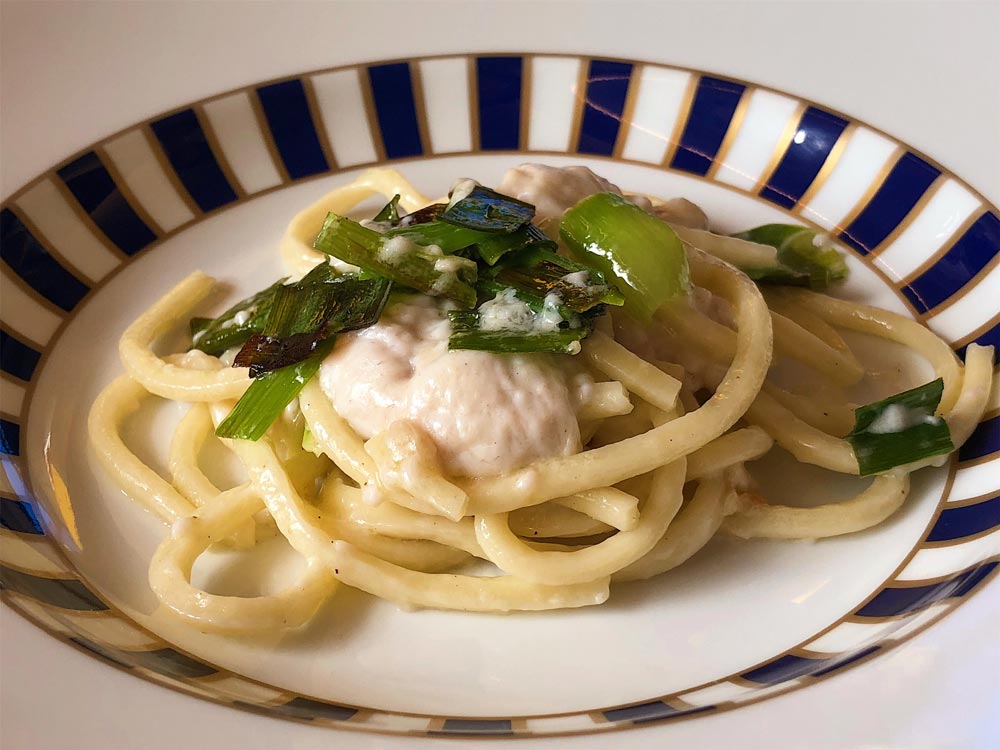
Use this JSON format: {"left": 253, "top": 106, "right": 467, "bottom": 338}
{"left": 216, "top": 340, "right": 335, "bottom": 441}
{"left": 313, "top": 213, "right": 477, "bottom": 307}
{"left": 189, "top": 278, "right": 286, "bottom": 356}
{"left": 234, "top": 271, "right": 391, "bottom": 377}
{"left": 560, "top": 192, "right": 690, "bottom": 321}
{"left": 486, "top": 246, "right": 624, "bottom": 314}
{"left": 440, "top": 186, "right": 534, "bottom": 233}
{"left": 447, "top": 310, "right": 588, "bottom": 354}
{"left": 372, "top": 194, "right": 401, "bottom": 223}
{"left": 734, "top": 224, "right": 849, "bottom": 289}
{"left": 847, "top": 378, "right": 954, "bottom": 476}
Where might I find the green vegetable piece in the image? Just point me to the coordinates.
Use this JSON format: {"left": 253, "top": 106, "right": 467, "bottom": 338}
{"left": 189, "top": 278, "right": 286, "bottom": 356}
{"left": 560, "top": 192, "right": 689, "bottom": 321}
{"left": 847, "top": 378, "right": 954, "bottom": 476}
{"left": 373, "top": 194, "right": 401, "bottom": 223}
{"left": 313, "top": 212, "right": 477, "bottom": 307}
{"left": 216, "top": 340, "right": 335, "bottom": 441}
{"left": 447, "top": 310, "right": 588, "bottom": 354}
{"left": 440, "top": 186, "right": 535, "bottom": 233}
{"left": 487, "top": 246, "right": 624, "bottom": 315}
{"left": 235, "top": 271, "right": 391, "bottom": 377}
{"left": 735, "top": 224, "right": 849, "bottom": 289}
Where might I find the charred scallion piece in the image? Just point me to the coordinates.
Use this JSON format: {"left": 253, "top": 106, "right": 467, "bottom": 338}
{"left": 189, "top": 279, "right": 285, "bottom": 356}
{"left": 216, "top": 340, "right": 335, "bottom": 441}
{"left": 440, "top": 185, "right": 534, "bottom": 233}
{"left": 847, "top": 378, "right": 953, "bottom": 476}
{"left": 313, "top": 213, "right": 478, "bottom": 307}
{"left": 447, "top": 310, "right": 589, "bottom": 354}
{"left": 233, "top": 266, "right": 391, "bottom": 377}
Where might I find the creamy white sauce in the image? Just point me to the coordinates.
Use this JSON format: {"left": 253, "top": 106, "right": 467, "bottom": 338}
{"left": 561, "top": 270, "right": 590, "bottom": 288}
{"left": 378, "top": 236, "right": 420, "bottom": 265}
{"left": 866, "top": 403, "right": 940, "bottom": 435}
{"left": 319, "top": 297, "right": 592, "bottom": 476}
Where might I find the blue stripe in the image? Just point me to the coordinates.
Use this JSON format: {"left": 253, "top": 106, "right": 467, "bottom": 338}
{"left": 901, "top": 211, "right": 1000, "bottom": 313}
{"left": 576, "top": 59, "right": 633, "bottom": 156}
{"left": 809, "top": 645, "right": 881, "bottom": 678}
{"left": 1, "top": 419, "right": 20, "bottom": 455}
{"left": 70, "top": 637, "right": 134, "bottom": 670}
{"left": 670, "top": 76, "right": 745, "bottom": 175}
{"left": 0, "top": 496, "right": 44, "bottom": 534}
{"left": 927, "top": 496, "right": 1000, "bottom": 542}
{"left": 1, "top": 208, "right": 89, "bottom": 312}
{"left": 256, "top": 79, "right": 330, "bottom": 179}
{"left": 603, "top": 701, "right": 713, "bottom": 723}
{"left": 838, "top": 153, "right": 940, "bottom": 255}
{"left": 366, "top": 63, "right": 424, "bottom": 160}
{"left": 855, "top": 560, "right": 999, "bottom": 618}
{"left": 56, "top": 151, "right": 156, "bottom": 255}
{"left": 476, "top": 57, "right": 523, "bottom": 151}
{"left": 741, "top": 653, "right": 825, "bottom": 685}
{"left": 149, "top": 110, "right": 238, "bottom": 212}
{"left": 759, "top": 107, "right": 849, "bottom": 209}
{"left": 432, "top": 719, "right": 513, "bottom": 735}
{"left": 959, "top": 415, "right": 1000, "bottom": 461}
{"left": 265, "top": 696, "right": 357, "bottom": 722}
{"left": 129, "top": 647, "right": 218, "bottom": 679}
{"left": 0, "top": 565, "right": 107, "bottom": 611}
{"left": 956, "top": 321, "right": 1000, "bottom": 364}
{"left": 0, "top": 329, "right": 41, "bottom": 381}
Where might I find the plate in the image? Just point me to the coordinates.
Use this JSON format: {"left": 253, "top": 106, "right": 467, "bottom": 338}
{"left": 2, "top": 36, "right": 999, "bottom": 750}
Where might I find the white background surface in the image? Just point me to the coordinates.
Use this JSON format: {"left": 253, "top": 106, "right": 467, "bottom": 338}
{"left": 1, "top": 1, "right": 998, "bottom": 748}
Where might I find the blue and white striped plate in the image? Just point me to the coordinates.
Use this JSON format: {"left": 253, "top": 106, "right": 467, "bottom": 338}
{"left": 1, "top": 54, "right": 997, "bottom": 739}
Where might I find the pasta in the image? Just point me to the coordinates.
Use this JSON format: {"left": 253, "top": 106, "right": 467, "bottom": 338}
{"left": 87, "top": 165, "right": 995, "bottom": 634}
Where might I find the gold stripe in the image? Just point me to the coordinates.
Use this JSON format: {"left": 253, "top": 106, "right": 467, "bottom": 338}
{"left": 407, "top": 61, "right": 432, "bottom": 157}
{"left": 660, "top": 73, "right": 699, "bottom": 167}
{"left": 946, "top": 488, "right": 1000, "bottom": 509}
{"left": 93, "top": 144, "right": 166, "bottom": 236}
{"left": 140, "top": 126, "right": 202, "bottom": 217}
{"left": 952, "top": 313, "right": 1000, "bottom": 352}
{"left": 866, "top": 175, "right": 947, "bottom": 259}
{"left": 750, "top": 102, "right": 807, "bottom": 195}
{"left": 300, "top": 76, "right": 339, "bottom": 172}
{"left": 898, "top": 208, "right": 985, "bottom": 285}
{"left": 358, "top": 65, "right": 389, "bottom": 163}
{"left": 518, "top": 55, "right": 533, "bottom": 152}
{"left": 821, "top": 145, "right": 904, "bottom": 237}
{"left": 2, "top": 319, "right": 47, "bottom": 354}
{"left": 793, "top": 122, "right": 855, "bottom": 212}
{"left": 193, "top": 104, "right": 248, "bottom": 199}
{"left": 247, "top": 90, "right": 292, "bottom": 184}
{"left": 466, "top": 56, "right": 481, "bottom": 152}
{"left": 0, "top": 373, "right": 28, "bottom": 403}
{"left": 565, "top": 57, "right": 590, "bottom": 154}
{"left": 47, "top": 177, "right": 131, "bottom": 264}
{"left": 704, "top": 85, "right": 753, "bottom": 180}
{"left": 877, "top": 555, "right": 1000, "bottom": 587}
{"left": 1, "top": 259, "right": 73, "bottom": 320}
{"left": 611, "top": 64, "right": 643, "bottom": 160}
{"left": 957, "top": 450, "right": 1000, "bottom": 469}
{"left": 919, "top": 251, "right": 1000, "bottom": 320}
{"left": 6, "top": 203, "right": 105, "bottom": 285}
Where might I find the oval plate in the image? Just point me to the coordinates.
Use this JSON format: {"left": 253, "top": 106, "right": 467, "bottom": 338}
{"left": 1, "top": 53, "right": 998, "bottom": 740}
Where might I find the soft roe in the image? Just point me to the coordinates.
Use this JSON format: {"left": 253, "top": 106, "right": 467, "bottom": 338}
{"left": 319, "top": 296, "right": 593, "bottom": 477}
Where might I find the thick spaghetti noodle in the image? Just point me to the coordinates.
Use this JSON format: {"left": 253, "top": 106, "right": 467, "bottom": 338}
{"left": 87, "top": 166, "right": 994, "bottom": 633}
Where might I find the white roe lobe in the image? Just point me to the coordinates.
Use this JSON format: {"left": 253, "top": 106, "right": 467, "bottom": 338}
{"left": 497, "top": 164, "right": 652, "bottom": 228}
{"left": 319, "top": 296, "right": 591, "bottom": 476}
